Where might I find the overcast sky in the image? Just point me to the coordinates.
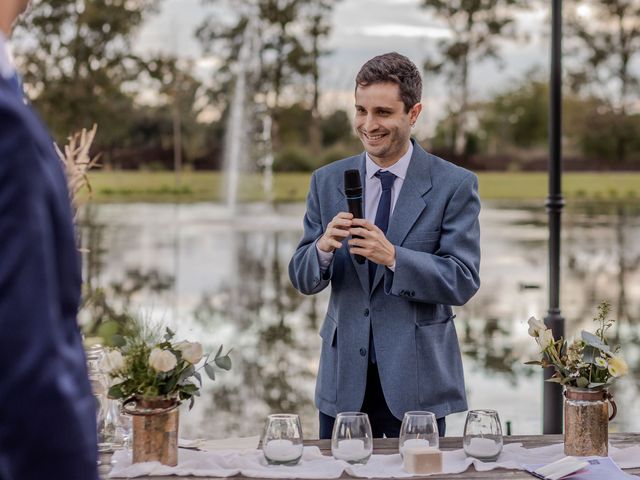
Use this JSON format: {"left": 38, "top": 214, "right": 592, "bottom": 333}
{"left": 134, "top": 0, "right": 551, "bottom": 130}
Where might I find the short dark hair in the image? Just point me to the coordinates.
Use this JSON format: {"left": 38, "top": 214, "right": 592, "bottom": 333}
{"left": 355, "top": 52, "right": 422, "bottom": 112}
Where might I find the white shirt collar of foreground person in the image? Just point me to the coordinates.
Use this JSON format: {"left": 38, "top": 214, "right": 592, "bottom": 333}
{"left": 364, "top": 140, "right": 413, "bottom": 220}
{"left": 0, "top": 31, "right": 16, "bottom": 79}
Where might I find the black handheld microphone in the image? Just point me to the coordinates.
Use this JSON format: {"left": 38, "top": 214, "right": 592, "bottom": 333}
{"left": 344, "top": 169, "right": 366, "bottom": 264}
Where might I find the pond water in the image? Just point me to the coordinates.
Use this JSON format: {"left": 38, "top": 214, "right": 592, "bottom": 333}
{"left": 78, "top": 200, "right": 640, "bottom": 439}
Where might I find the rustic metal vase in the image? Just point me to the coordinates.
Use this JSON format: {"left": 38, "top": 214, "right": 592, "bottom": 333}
{"left": 564, "top": 387, "right": 617, "bottom": 457}
{"left": 124, "top": 396, "right": 180, "bottom": 466}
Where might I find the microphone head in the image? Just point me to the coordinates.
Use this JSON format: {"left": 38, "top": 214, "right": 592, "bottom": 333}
{"left": 344, "top": 169, "right": 362, "bottom": 197}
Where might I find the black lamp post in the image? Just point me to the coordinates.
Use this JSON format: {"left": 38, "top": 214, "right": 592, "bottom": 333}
{"left": 543, "top": 0, "right": 565, "bottom": 434}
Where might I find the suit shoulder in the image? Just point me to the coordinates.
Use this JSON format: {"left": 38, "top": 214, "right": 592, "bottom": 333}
{"left": 426, "top": 152, "right": 477, "bottom": 184}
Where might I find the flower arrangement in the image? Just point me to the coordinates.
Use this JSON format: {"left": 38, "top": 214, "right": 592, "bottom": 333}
{"left": 526, "top": 301, "right": 628, "bottom": 389}
{"left": 101, "top": 322, "right": 232, "bottom": 408}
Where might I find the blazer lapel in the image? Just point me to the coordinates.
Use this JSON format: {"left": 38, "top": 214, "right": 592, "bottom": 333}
{"left": 335, "top": 154, "right": 370, "bottom": 295}
{"left": 370, "top": 142, "right": 433, "bottom": 294}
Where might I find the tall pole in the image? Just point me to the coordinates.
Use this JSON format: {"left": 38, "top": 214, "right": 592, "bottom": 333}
{"left": 544, "top": 0, "right": 565, "bottom": 435}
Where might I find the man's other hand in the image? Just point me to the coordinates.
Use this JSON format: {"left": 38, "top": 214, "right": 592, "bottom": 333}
{"left": 348, "top": 218, "right": 396, "bottom": 267}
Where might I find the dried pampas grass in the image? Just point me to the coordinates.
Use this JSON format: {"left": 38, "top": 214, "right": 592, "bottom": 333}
{"left": 54, "top": 124, "right": 101, "bottom": 220}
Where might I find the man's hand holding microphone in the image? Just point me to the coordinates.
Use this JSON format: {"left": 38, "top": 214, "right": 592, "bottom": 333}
{"left": 317, "top": 170, "right": 395, "bottom": 268}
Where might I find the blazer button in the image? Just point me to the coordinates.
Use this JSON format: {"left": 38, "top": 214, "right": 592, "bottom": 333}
{"left": 364, "top": 308, "right": 370, "bottom": 317}
{"left": 359, "top": 348, "right": 367, "bottom": 357}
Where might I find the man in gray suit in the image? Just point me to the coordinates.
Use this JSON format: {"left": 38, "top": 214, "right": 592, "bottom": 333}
{"left": 289, "top": 52, "right": 480, "bottom": 439}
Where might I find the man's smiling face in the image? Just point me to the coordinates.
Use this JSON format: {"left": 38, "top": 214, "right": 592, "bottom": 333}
{"left": 354, "top": 82, "right": 421, "bottom": 168}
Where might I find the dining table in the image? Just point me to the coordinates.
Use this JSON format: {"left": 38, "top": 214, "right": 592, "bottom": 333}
{"left": 99, "top": 432, "right": 640, "bottom": 479}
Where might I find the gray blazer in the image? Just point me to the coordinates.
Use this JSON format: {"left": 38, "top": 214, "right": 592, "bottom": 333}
{"left": 288, "top": 140, "right": 481, "bottom": 420}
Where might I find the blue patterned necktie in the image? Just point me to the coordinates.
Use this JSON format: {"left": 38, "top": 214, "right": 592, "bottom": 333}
{"left": 369, "top": 170, "right": 397, "bottom": 285}
{"left": 368, "top": 170, "right": 396, "bottom": 364}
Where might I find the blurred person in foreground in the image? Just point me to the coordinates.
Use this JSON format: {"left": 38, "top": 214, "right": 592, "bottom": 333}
{"left": 289, "top": 52, "right": 480, "bottom": 439}
{"left": 0, "top": 1, "right": 98, "bottom": 479}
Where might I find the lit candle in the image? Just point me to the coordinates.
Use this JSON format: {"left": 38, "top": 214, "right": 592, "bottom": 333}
{"left": 333, "top": 438, "right": 369, "bottom": 462}
{"left": 263, "top": 439, "right": 303, "bottom": 462}
{"left": 400, "top": 438, "right": 430, "bottom": 455}
{"left": 464, "top": 437, "right": 502, "bottom": 459}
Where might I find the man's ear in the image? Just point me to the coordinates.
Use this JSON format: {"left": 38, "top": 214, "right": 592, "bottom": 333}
{"left": 409, "top": 103, "right": 423, "bottom": 125}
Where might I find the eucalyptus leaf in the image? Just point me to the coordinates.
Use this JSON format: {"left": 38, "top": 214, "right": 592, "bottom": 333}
{"left": 108, "top": 384, "right": 124, "bottom": 399}
{"left": 582, "top": 345, "right": 598, "bottom": 363}
{"left": 204, "top": 363, "right": 216, "bottom": 381}
{"left": 215, "top": 344, "right": 223, "bottom": 359}
{"left": 581, "top": 331, "right": 611, "bottom": 354}
{"left": 189, "top": 397, "right": 195, "bottom": 410}
{"left": 178, "top": 365, "right": 195, "bottom": 383}
{"left": 588, "top": 382, "right": 606, "bottom": 388}
{"left": 194, "top": 371, "right": 202, "bottom": 387}
{"left": 214, "top": 355, "right": 232, "bottom": 371}
{"left": 545, "top": 377, "right": 564, "bottom": 384}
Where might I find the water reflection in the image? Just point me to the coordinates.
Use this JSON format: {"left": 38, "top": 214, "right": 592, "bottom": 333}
{"left": 78, "top": 201, "right": 640, "bottom": 437}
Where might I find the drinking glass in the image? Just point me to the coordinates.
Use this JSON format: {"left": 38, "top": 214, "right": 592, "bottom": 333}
{"left": 331, "top": 412, "right": 373, "bottom": 464}
{"left": 399, "top": 411, "right": 439, "bottom": 458}
{"left": 262, "top": 414, "right": 304, "bottom": 466}
{"left": 463, "top": 409, "right": 503, "bottom": 461}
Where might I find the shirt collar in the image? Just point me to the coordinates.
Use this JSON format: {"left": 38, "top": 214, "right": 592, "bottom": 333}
{"left": 365, "top": 140, "right": 414, "bottom": 180}
{"left": 0, "top": 31, "right": 15, "bottom": 79}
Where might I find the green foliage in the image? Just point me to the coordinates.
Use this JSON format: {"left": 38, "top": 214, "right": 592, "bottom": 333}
{"left": 320, "top": 110, "right": 353, "bottom": 147}
{"left": 422, "top": 0, "right": 524, "bottom": 154}
{"left": 565, "top": 1, "right": 640, "bottom": 163}
{"left": 13, "top": 0, "right": 160, "bottom": 147}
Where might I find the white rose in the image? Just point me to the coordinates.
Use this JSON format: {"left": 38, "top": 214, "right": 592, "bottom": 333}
{"left": 149, "top": 348, "right": 177, "bottom": 372}
{"left": 176, "top": 341, "right": 203, "bottom": 364}
{"left": 100, "top": 350, "right": 124, "bottom": 373}
{"left": 535, "top": 328, "right": 555, "bottom": 351}
{"left": 527, "top": 316, "right": 547, "bottom": 337}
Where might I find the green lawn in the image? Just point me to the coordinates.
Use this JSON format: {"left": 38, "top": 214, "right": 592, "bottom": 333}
{"left": 84, "top": 171, "right": 640, "bottom": 203}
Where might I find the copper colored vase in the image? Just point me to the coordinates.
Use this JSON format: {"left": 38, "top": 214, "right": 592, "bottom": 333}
{"left": 127, "top": 396, "right": 179, "bottom": 466}
{"left": 564, "top": 387, "right": 617, "bottom": 457}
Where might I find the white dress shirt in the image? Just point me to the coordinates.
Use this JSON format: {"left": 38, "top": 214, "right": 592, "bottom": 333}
{"left": 316, "top": 141, "right": 414, "bottom": 272}
{"left": 0, "top": 31, "right": 16, "bottom": 79}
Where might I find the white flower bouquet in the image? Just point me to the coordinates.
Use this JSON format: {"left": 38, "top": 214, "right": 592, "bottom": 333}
{"left": 102, "top": 323, "right": 231, "bottom": 408}
{"left": 526, "top": 301, "right": 628, "bottom": 389}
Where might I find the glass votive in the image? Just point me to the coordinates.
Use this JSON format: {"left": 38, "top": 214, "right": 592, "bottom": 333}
{"left": 463, "top": 409, "right": 503, "bottom": 461}
{"left": 262, "top": 414, "right": 304, "bottom": 466}
{"left": 399, "top": 411, "right": 439, "bottom": 458}
{"left": 331, "top": 412, "right": 373, "bottom": 465}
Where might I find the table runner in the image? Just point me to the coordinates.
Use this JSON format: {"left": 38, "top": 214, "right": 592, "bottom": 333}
{"left": 109, "top": 442, "right": 640, "bottom": 478}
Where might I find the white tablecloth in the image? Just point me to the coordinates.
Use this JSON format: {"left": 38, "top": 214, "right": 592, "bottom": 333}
{"left": 109, "top": 442, "right": 640, "bottom": 478}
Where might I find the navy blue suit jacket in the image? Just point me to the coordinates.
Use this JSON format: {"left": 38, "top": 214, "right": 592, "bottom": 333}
{"left": 0, "top": 78, "right": 98, "bottom": 479}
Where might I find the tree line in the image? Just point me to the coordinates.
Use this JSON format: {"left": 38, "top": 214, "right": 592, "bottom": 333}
{"left": 13, "top": 0, "right": 640, "bottom": 171}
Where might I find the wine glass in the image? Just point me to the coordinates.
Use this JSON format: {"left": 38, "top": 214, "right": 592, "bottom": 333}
{"left": 331, "top": 412, "right": 373, "bottom": 464}
{"left": 262, "top": 414, "right": 304, "bottom": 466}
{"left": 463, "top": 409, "right": 503, "bottom": 461}
{"left": 399, "top": 411, "right": 439, "bottom": 458}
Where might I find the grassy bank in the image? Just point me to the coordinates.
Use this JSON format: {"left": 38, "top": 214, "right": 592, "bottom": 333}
{"left": 85, "top": 171, "right": 640, "bottom": 203}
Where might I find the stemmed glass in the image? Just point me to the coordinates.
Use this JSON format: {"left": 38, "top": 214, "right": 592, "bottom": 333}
{"left": 331, "top": 412, "right": 373, "bottom": 464}
{"left": 463, "top": 409, "right": 503, "bottom": 461}
{"left": 262, "top": 414, "right": 304, "bottom": 466}
{"left": 399, "top": 411, "right": 439, "bottom": 458}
